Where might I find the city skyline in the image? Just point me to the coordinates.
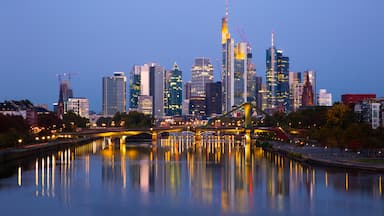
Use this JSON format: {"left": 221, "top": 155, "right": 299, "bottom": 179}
{"left": 0, "top": 0, "right": 383, "bottom": 112}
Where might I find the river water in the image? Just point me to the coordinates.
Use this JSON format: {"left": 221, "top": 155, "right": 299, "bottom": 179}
{"left": 0, "top": 135, "right": 383, "bottom": 216}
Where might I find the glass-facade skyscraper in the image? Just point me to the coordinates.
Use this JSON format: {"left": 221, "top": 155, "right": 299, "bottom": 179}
{"left": 234, "top": 42, "right": 247, "bottom": 106}
{"left": 129, "top": 65, "right": 141, "bottom": 110}
{"left": 191, "top": 57, "right": 214, "bottom": 98}
{"left": 221, "top": 7, "right": 235, "bottom": 113}
{"left": 165, "top": 63, "right": 182, "bottom": 116}
{"left": 102, "top": 72, "right": 127, "bottom": 116}
{"left": 266, "top": 33, "right": 290, "bottom": 112}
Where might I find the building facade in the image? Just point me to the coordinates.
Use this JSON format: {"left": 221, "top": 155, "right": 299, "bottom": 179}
{"left": 165, "top": 63, "right": 183, "bottom": 116}
{"left": 221, "top": 8, "right": 235, "bottom": 113}
{"left": 66, "top": 97, "right": 89, "bottom": 119}
{"left": 266, "top": 33, "right": 290, "bottom": 112}
{"left": 234, "top": 42, "right": 247, "bottom": 106}
{"left": 318, "top": 89, "right": 332, "bottom": 106}
{"left": 191, "top": 58, "right": 214, "bottom": 98}
{"left": 205, "top": 81, "right": 222, "bottom": 116}
{"left": 129, "top": 65, "right": 141, "bottom": 110}
{"left": 102, "top": 72, "right": 127, "bottom": 116}
{"left": 289, "top": 72, "right": 302, "bottom": 112}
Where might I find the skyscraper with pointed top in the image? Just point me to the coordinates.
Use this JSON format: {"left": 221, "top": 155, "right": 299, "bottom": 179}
{"left": 165, "top": 63, "right": 183, "bottom": 116}
{"left": 266, "top": 32, "right": 290, "bottom": 112}
{"left": 221, "top": 2, "right": 235, "bottom": 113}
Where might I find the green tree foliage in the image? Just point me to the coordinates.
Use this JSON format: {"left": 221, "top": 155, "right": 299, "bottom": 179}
{"left": 38, "top": 112, "right": 62, "bottom": 135}
{"left": 0, "top": 114, "right": 31, "bottom": 148}
{"left": 113, "top": 111, "right": 152, "bottom": 129}
{"left": 62, "top": 111, "right": 89, "bottom": 132}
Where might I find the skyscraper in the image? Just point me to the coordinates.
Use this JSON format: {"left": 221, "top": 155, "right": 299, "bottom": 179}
{"left": 102, "top": 72, "right": 127, "bottom": 116}
{"left": 191, "top": 57, "right": 214, "bottom": 98}
{"left": 255, "top": 76, "right": 263, "bottom": 111}
{"left": 165, "top": 63, "right": 183, "bottom": 116}
{"left": 184, "top": 81, "right": 192, "bottom": 100}
{"left": 266, "top": 33, "right": 290, "bottom": 112}
{"left": 149, "top": 64, "right": 165, "bottom": 118}
{"left": 289, "top": 72, "right": 302, "bottom": 112}
{"left": 246, "top": 46, "right": 257, "bottom": 104}
{"left": 137, "top": 63, "right": 165, "bottom": 118}
{"left": 129, "top": 65, "right": 141, "bottom": 110}
{"left": 234, "top": 42, "right": 247, "bottom": 106}
{"left": 221, "top": 5, "right": 235, "bottom": 113}
{"left": 205, "top": 81, "right": 222, "bottom": 116}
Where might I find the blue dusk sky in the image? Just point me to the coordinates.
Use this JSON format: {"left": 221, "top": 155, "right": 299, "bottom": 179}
{"left": 0, "top": 0, "right": 383, "bottom": 112}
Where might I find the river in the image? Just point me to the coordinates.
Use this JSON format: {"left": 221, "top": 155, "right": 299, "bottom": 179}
{"left": 0, "top": 134, "right": 383, "bottom": 215}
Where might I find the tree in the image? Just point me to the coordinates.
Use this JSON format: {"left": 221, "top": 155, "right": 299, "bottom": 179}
{"left": 62, "top": 111, "right": 89, "bottom": 131}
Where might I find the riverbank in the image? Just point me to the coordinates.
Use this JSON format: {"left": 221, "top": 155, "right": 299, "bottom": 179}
{"left": 264, "top": 141, "right": 384, "bottom": 172}
{"left": 0, "top": 136, "right": 101, "bottom": 164}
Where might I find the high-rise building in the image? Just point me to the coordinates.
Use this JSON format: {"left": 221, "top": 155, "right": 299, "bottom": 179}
{"left": 133, "top": 63, "right": 165, "bottom": 118}
{"left": 318, "top": 89, "right": 332, "bottom": 106}
{"left": 302, "top": 72, "right": 314, "bottom": 107}
{"left": 66, "top": 97, "right": 89, "bottom": 119}
{"left": 165, "top": 63, "right": 183, "bottom": 116}
{"left": 129, "top": 65, "right": 141, "bottom": 110}
{"left": 221, "top": 6, "right": 235, "bottom": 113}
{"left": 184, "top": 81, "right": 192, "bottom": 100}
{"left": 276, "top": 49, "right": 290, "bottom": 112}
{"left": 255, "top": 76, "right": 263, "bottom": 111}
{"left": 191, "top": 57, "right": 214, "bottom": 98}
{"left": 205, "top": 81, "right": 222, "bottom": 116}
{"left": 266, "top": 33, "right": 290, "bottom": 112}
{"left": 289, "top": 72, "right": 302, "bottom": 112}
{"left": 149, "top": 64, "right": 165, "bottom": 118}
{"left": 102, "top": 72, "right": 127, "bottom": 116}
{"left": 189, "top": 97, "right": 206, "bottom": 117}
{"left": 246, "top": 47, "right": 257, "bottom": 104}
{"left": 234, "top": 42, "right": 247, "bottom": 106}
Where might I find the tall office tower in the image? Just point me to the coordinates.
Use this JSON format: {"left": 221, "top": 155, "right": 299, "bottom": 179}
{"left": 205, "top": 81, "right": 222, "bottom": 116}
{"left": 221, "top": 5, "right": 235, "bottom": 113}
{"left": 289, "top": 72, "right": 302, "bottom": 112}
{"left": 129, "top": 65, "right": 141, "bottom": 110}
{"left": 302, "top": 72, "right": 315, "bottom": 107}
{"left": 138, "top": 63, "right": 165, "bottom": 118}
{"left": 246, "top": 45, "right": 257, "bottom": 103}
{"left": 266, "top": 33, "right": 290, "bottom": 112}
{"left": 102, "top": 72, "right": 127, "bottom": 116}
{"left": 266, "top": 32, "right": 277, "bottom": 110}
{"left": 234, "top": 42, "right": 247, "bottom": 106}
{"left": 318, "top": 89, "right": 332, "bottom": 106}
{"left": 165, "top": 63, "right": 183, "bottom": 116}
{"left": 66, "top": 97, "right": 89, "bottom": 119}
{"left": 255, "top": 76, "right": 263, "bottom": 111}
{"left": 276, "top": 49, "right": 290, "bottom": 112}
{"left": 184, "top": 81, "right": 192, "bottom": 100}
{"left": 303, "top": 70, "right": 316, "bottom": 104}
{"left": 191, "top": 57, "right": 214, "bottom": 98}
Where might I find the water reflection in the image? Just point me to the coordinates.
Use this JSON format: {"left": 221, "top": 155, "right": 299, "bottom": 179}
{"left": 2, "top": 134, "right": 384, "bottom": 215}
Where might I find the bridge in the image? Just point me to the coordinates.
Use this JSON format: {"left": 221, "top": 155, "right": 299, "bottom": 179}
{"left": 58, "top": 102, "right": 290, "bottom": 145}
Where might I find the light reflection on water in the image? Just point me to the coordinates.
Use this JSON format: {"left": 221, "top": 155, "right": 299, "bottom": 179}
{"left": 1, "top": 134, "right": 383, "bottom": 215}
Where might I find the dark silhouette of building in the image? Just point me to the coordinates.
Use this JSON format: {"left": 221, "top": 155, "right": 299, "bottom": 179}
{"left": 189, "top": 97, "right": 206, "bottom": 117}
{"left": 205, "top": 82, "right": 222, "bottom": 116}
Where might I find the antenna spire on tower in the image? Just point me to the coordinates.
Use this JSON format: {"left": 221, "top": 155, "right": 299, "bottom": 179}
{"left": 271, "top": 31, "right": 275, "bottom": 47}
{"left": 226, "top": 0, "right": 229, "bottom": 16}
